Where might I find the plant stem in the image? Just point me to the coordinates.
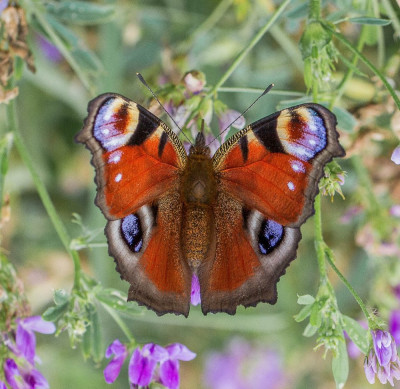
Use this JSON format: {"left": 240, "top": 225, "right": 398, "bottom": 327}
{"left": 101, "top": 303, "right": 135, "bottom": 344}
{"left": 309, "top": 0, "right": 321, "bottom": 20}
{"left": 21, "top": 0, "right": 94, "bottom": 95}
{"left": 314, "top": 195, "right": 327, "bottom": 278}
{"left": 183, "top": 0, "right": 293, "bottom": 129}
{"left": 324, "top": 247, "right": 372, "bottom": 325}
{"left": 6, "top": 100, "right": 82, "bottom": 289}
{"left": 325, "top": 23, "right": 400, "bottom": 110}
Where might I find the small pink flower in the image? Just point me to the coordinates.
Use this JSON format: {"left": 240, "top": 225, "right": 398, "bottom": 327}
{"left": 104, "top": 339, "right": 128, "bottom": 383}
{"left": 190, "top": 274, "right": 201, "bottom": 306}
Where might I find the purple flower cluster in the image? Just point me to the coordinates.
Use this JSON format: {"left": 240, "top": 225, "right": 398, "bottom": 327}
{"left": 364, "top": 330, "right": 400, "bottom": 386}
{"left": 2, "top": 316, "right": 56, "bottom": 389}
{"left": 204, "top": 338, "right": 288, "bottom": 389}
{"left": 104, "top": 340, "right": 196, "bottom": 388}
{"left": 391, "top": 146, "right": 400, "bottom": 165}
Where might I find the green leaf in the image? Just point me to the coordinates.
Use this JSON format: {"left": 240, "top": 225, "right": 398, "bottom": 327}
{"left": 89, "top": 308, "right": 103, "bottom": 363}
{"left": 342, "top": 315, "right": 369, "bottom": 354}
{"left": 303, "top": 323, "right": 318, "bottom": 337}
{"left": 333, "top": 106, "right": 357, "bottom": 133}
{"left": 297, "top": 294, "right": 315, "bottom": 305}
{"left": 42, "top": 303, "right": 68, "bottom": 322}
{"left": 332, "top": 335, "right": 349, "bottom": 389}
{"left": 96, "top": 288, "right": 142, "bottom": 315}
{"left": 309, "top": 302, "right": 322, "bottom": 328}
{"left": 349, "top": 17, "right": 392, "bottom": 26}
{"left": 81, "top": 317, "right": 92, "bottom": 360}
{"left": 294, "top": 303, "right": 313, "bottom": 322}
{"left": 45, "top": 1, "right": 115, "bottom": 25}
{"left": 54, "top": 289, "right": 69, "bottom": 306}
{"left": 337, "top": 53, "right": 368, "bottom": 78}
{"left": 0, "top": 133, "right": 13, "bottom": 208}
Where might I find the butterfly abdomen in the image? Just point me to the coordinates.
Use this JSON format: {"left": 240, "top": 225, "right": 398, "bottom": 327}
{"left": 180, "top": 150, "right": 217, "bottom": 269}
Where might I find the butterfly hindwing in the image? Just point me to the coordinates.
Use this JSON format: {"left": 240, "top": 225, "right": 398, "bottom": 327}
{"left": 76, "top": 94, "right": 191, "bottom": 316}
{"left": 199, "top": 103, "right": 345, "bottom": 313}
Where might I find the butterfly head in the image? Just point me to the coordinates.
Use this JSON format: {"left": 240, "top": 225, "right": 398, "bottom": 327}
{"left": 189, "top": 133, "right": 210, "bottom": 157}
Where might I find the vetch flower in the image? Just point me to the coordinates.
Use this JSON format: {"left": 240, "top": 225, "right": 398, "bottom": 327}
{"left": 391, "top": 146, "right": 400, "bottom": 164}
{"left": 0, "top": 0, "right": 8, "bottom": 15}
{"left": 204, "top": 338, "right": 288, "bottom": 389}
{"left": 129, "top": 343, "right": 168, "bottom": 387}
{"left": 183, "top": 71, "right": 205, "bottom": 95}
{"left": 0, "top": 380, "right": 7, "bottom": 389}
{"left": 390, "top": 205, "right": 400, "bottom": 217}
{"left": 37, "top": 35, "right": 62, "bottom": 63}
{"left": 364, "top": 330, "right": 400, "bottom": 386}
{"left": 190, "top": 274, "right": 201, "bottom": 306}
{"left": 389, "top": 310, "right": 400, "bottom": 346}
{"left": 104, "top": 339, "right": 128, "bottom": 383}
{"left": 217, "top": 108, "right": 245, "bottom": 133}
{"left": 4, "top": 359, "right": 24, "bottom": 389}
{"left": 158, "top": 343, "right": 196, "bottom": 389}
{"left": 16, "top": 316, "right": 56, "bottom": 364}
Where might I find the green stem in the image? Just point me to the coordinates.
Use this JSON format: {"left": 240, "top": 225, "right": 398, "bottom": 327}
{"left": 214, "top": 87, "right": 305, "bottom": 96}
{"left": 309, "top": 0, "right": 321, "bottom": 20}
{"left": 183, "top": 0, "right": 293, "bottom": 129}
{"left": 329, "top": 25, "right": 367, "bottom": 110}
{"left": 208, "top": 0, "right": 292, "bottom": 96}
{"left": 101, "top": 303, "right": 135, "bottom": 344}
{"left": 314, "top": 195, "right": 327, "bottom": 278}
{"left": 6, "top": 100, "right": 82, "bottom": 289}
{"left": 382, "top": 0, "right": 400, "bottom": 38}
{"left": 325, "top": 23, "right": 400, "bottom": 110}
{"left": 324, "top": 247, "right": 372, "bottom": 325}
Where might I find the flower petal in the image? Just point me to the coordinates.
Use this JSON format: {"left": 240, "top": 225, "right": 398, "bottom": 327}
{"left": 142, "top": 343, "right": 168, "bottom": 361}
{"left": 0, "top": 381, "right": 7, "bottom": 389}
{"left": 22, "top": 368, "right": 49, "bottom": 389}
{"left": 16, "top": 324, "right": 36, "bottom": 364}
{"left": 190, "top": 274, "right": 201, "bottom": 306}
{"left": 391, "top": 146, "right": 400, "bottom": 165}
{"left": 105, "top": 339, "right": 127, "bottom": 359}
{"left": 372, "top": 330, "right": 393, "bottom": 366}
{"left": 128, "top": 348, "right": 157, "bottom": 386}
{"left": 166, "top": 343, "right": 196, "bottom": 361}
{"left": 4, "top": 359, "right": 25, "bottom": 389}
{"left": 160, "top": 359, "right": 180, "bottom": 389}
{"left": 20, "top": 317, "right": 56, "bottom": 334}
{"left": 104, "top": 358, "right": 124, "bottom": 384}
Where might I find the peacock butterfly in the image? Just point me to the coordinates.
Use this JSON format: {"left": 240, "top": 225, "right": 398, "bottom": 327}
{"left": 76, "top": 93, "right": 345, "bottom": 317}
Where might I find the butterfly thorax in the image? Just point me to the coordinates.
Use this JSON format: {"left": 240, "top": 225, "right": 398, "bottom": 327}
{"left": 181, "top": 134, "right": 216, "bottom": 208}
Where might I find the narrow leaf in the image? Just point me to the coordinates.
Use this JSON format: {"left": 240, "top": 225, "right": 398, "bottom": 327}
{"left": 42, "top": 303, "right": 68, "bottom": 322}
{"left": 349, "top": 17, "right": 392, "bottom": 26}
{"left": 333, "top": 106, "right": 357, "bottom": 133}
{"left": 332, "top": 335, "right": 349, "bottom": 389}
{"left": 297, "top": 294, "right": 315, "bottom": 305}
{"left": 54, "top": 289, "right": 69, "bottom": 306}
{"left": 45, "top": 2, "right": 115, "bottom": 25}
{"left": 294, "top": 303, "right": 313, "bottom": 322}
{"left": 342, "top": 315, "right": 369, "bottom": 354}
{"left": 303, "top": 323, "right": 318, "bottom": 337}
{"left": 96, "top": 288, "right": 142, "bottom": 315}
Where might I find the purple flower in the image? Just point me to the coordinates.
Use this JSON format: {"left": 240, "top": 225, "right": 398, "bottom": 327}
{"left": 390, "top": 205, "right": 400, "bottom": 218}
{"left": 104, "top": 339, "right": 128, "bottom": 383}
{"left": 391, "top": 146, "right": 400, "bottom": 164}
{"left": 390, "top": 311, "right": 400, "bottom": 346}
{"left": 218, "top": 109, "right": 245, "bottom": 133}
{"left": 0, "top": 381, "right": 7, "bottom": 389}
{"left": 204, "top": 338, "right": 288, "bottom": 389}
{"left": 0, "top": 0, "right": 8, "bottom": 15}
{"left": 190, "top": 274, "right": 201, "bottom": 306}
{"left": 364, "top": 330, "right": 400, "bottom": 386}
{"left": 4, "top": 359, "right": 24, "bottom": 389}
{"left": 183, "top": 71, "right": 205, "bottom": 95}
{"left": 36, "top": 35, "right": 62, "bottom": 63}
{"left": 129, "top": 343, "right": 168, "bottom": 387}
{"left": 127, "top": 343, "right": 196, "bottom": 389}
{"left": 158, "top": 344, "right": 196, "bottom": 389}
{"left": 16, "top": 316, "right": 56, "bottom": 364}
{"left": 21, "top": 367, "right": 49, "bottom": 389}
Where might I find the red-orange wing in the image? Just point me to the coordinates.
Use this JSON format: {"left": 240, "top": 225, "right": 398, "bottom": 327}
{"left": 199, "top": 104, "right": 345, "bottom": 314}
{"left": 76, "top": 93, "right": 192, "bottom": 316}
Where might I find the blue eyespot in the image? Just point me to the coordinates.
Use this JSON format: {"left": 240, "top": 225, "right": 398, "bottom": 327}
{"left": 121, "top": 214, "right": 143, "bottom": 253}
{"left": 258, "top": 219, "right": 284, "bottom": 255}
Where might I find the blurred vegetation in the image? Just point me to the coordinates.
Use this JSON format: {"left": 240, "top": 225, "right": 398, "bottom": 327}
{"left": 1, "top": 0, "right": 400, "bottom": 388}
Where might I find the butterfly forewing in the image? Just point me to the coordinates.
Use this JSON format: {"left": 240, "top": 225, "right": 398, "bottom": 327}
{"left": 76, "top": 93, "right": 192, "bottom": 316}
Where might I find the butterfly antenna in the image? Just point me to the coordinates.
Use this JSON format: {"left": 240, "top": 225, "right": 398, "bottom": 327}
{"left": 136, "top": 73, "right": 192, "bottom": 144}
{"left": 206, "top": 83, "right": 274, "bottom": 147}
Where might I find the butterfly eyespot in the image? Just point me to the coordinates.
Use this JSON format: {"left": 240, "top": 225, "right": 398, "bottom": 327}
{"left": 115, "top": 173, "right": 123, "bottom": 182}
{"left": 121, "top": 214, "right": 143, "bottom": 253}
{"left": 287, "top": 181, "right": 295, "bottom": 191}
{"left": 258, "top": 219, "right": 284, "bottom": 255}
